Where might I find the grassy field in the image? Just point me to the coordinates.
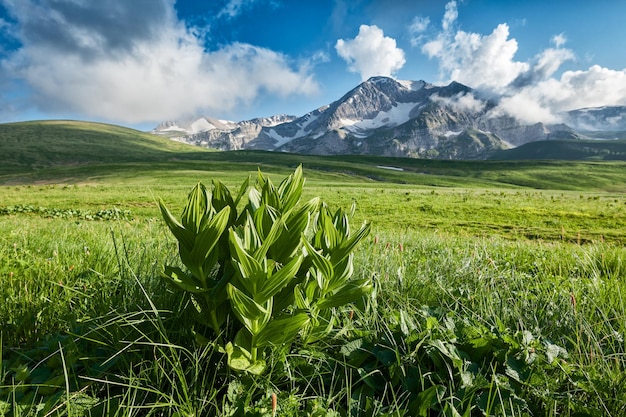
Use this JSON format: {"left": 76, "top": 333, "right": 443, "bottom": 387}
{"left": 1, "top": 121, "right": 626, "bottom": 416}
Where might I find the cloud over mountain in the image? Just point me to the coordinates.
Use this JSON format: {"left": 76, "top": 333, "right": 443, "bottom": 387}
{"left": 0, "top": 0, "right": 319, "bottom": 124}
{"left": 335, "top": 25, "right": 406, "bottom": 81}
{"left": 419, "top": 1, "right": 626, "bottom": 124}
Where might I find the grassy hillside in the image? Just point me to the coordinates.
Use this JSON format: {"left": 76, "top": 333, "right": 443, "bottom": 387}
{"left": 2, "top": 120, "right": 626, "bottom": 191}
{"left": 0, "top": 120, "right": 210, "bottom": 173}
{"left": 490, "top": 139, "right": 626, "bottom": 161}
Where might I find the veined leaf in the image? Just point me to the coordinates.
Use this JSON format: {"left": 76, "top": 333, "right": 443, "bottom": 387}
{"left": 255, "top": 215, "right": 285, "bottom": 262}
{"left": 273, "top": 197, "right": 319, "bottom": 261}
{"left": 262, "top": 180, "right": 280, "bottom": 209}
{"left": 229, "top": 229, "right": 266, "bottom": 282}
{"left": 158, "top": 199, "right": 194, "bottom": 251}
{"left": 305, "top": 279, "right": 319, "bottom": 303}
{"left": 248, "top": 188, "right": 262, "bottom": 214}
{"left": 303, "top": 239, "right": 333, "bottom": 290}
{"left": 316, "top": 205, "right": 339, "bottom": 249}
{"left": 161, "top": 266, "right": 207, "bottom": 293}
{"left": 211, "top": 180, "right": 237, "bottom": 224}
{"left": 331, "top": 222, "right": 371, "bottom": 265}
{"left": 190, "top": 206, "right": 231, "bottom": 268}
{"left": 225, "top": 342, "right": 266, "bottom": 375}
{"left": 256, "top": 313, "right": 309, "bottom": 347}
{"left": 333, "top": 209, "right": 350, "bottom": 237}
{"left": 234, "top": 176, "right": 250, "bottom": 207}
{"left": 317, "top": 279, "right": 372, "bottom": 310}
{"left": 277, "top": 164, "right": 304, "bottom": 212}
{"left": 240, "top": 214, "right": 261, "bottom": 252}
{"left": 227, "top": 284, "right": 268, "bottom": 333}
{"left": 252, "top": 204, "right": 279, "bottom": 241}
{"left": 258, "top": 254, "right": 303, "bottom": 303}
{"left": 326, "top": 255, "right": 354, "bottom": 292}
{"left": 181, "top": 182, "right": 208, "bottom": 234}
{"left": 294, "top": 285, "right": 309, "bottom": 309}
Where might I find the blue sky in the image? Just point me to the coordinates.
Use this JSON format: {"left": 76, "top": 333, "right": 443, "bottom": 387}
{"left": 1, "top": 0, "right": 626, "bottom": 130}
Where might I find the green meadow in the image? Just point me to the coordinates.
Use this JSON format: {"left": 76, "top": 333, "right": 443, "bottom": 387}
{"left": 1, "top": 121, "right": 626, "bottom": 416}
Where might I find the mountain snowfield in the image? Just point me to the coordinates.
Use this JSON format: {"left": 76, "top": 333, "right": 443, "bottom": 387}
{"left": 152, "top": 76, "right": 626, "bottom": 160}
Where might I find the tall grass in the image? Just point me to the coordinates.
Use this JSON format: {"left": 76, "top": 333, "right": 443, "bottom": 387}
{"left": 2, "top": 211, "right": 625, "bottom": 415}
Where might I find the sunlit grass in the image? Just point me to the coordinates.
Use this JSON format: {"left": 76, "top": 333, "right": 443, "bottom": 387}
{"left": 1, "top": 171, "right": 625, "bottom": 415}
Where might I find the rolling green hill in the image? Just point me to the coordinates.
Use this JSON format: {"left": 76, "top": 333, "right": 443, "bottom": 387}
{"left": 0, "top": 120, "right": 210, "bottom": 173}
{"left": 490, "top": 139, "right": 626, "bottom": 161}
{"left": 1, "top": 120, "right": 626, "bottom": 191}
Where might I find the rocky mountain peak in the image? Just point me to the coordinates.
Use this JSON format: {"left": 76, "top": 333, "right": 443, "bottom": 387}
{"left": 151, "top": 76, "right": 618, "bottom": 160}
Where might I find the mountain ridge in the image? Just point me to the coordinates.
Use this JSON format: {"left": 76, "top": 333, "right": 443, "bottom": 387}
{"left": 152, "top": 76, "right": 626, "bottom": 160}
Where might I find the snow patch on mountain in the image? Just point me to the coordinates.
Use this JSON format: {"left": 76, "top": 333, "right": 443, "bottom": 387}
{"left": 341, "top": 102, "right": 417, "bottom": 132}
{"left": 397, "top": 79, "right": 426, "bottom": 91}
{"left": 190, "top": 118, "right": 217, "bottom": 133}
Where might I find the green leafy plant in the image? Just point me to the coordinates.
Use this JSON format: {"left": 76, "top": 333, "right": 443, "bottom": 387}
{"left": 159, "top": 166, "right": 371, "bottom": 374}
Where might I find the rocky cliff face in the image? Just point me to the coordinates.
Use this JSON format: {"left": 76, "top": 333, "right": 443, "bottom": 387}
{"left": 151, "top": 76, "right": 590, "bottom": 160}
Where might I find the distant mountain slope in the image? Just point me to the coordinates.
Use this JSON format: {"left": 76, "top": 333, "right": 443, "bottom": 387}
{"left": 489, "top": 139, "right": 626, "bottom": 161}
{"left": 0, "top": 120, "right": 208, "bottom": 172}
{"left": 152, "top": 77, "right": 580, "bottom": 159}
{"left": 564, "top": 106, "right": 626, "bottom": 132}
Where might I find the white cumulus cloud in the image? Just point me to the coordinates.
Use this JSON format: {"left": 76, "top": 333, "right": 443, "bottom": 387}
{"left": 422, "top": 1, "right": 626, "bottom": 124}
{"left": 0, "top": 0, "right": 319, "bottom": 124}
{"left": 422, "top": 1, "right": 529, "bottom": 93}
{"left": 432, "top": 92, "right": 486, "bottom": 114}
{"left": 335, "top": 24, "right": 406, "bottom": 81}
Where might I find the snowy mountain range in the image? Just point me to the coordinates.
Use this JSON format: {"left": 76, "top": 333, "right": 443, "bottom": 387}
{"left": 152, "top": 76, "right": 626, "bottom": 160}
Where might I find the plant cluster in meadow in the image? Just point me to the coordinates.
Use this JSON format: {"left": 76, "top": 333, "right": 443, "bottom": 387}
{"left": 159, "top": 165, "right": 371, "bottom": 374}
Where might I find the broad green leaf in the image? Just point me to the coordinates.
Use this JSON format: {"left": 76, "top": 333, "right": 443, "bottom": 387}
{"left": 303, "top": 239, "right": 333, "bottom": 290}
{"left": 254, "top": 215, "right": 285, "bottom": 262}
{"left": 225, "top": 342, "right": 266, "bottom": 375}
{"left": 229, "top": 229, "right": 266, "bottom": 283}
{"left": 272, "top": 197, "right": 319, "bottom": 261}
{"left": 256, "top": 168, "right": 268, "bottom": 190}
{"left": 159, "top": 199, "right": 194, "bottom": 251}
{"left": 316, "top": 205, "right": 340, "bottom": 250}
{"left": 227, "top": 284, "right": 272, "bottom": 334}
{"left": 234, "top": 176, "right": 250, "bottom": 206}
{"left": 331, "top": 222, "right": 371, "bottom": 265}
{"left": 258, "top": 254, "right": 303, "bottom": 303}
{"left": 248, "top": 188, "right": 262, "bottom": 214}
{"left": 333, "top": 209, "right": 350, "bottom": 237}
{"left": 305, "top": 280, "right": 318, "bottom": 303}
{"left": 190, "top": 206, "right": 231, "bottom": 268}
{"left": 294, "top": 285, "right": 309, "bottom": 309}
{"left": 409, "top": 385, "right": 446, "bottom": 417}
{"left": 227, "top": 284, "right": 266, "bottom": 323}
{"left": 326, "top": 255, "right": 354, "bottom": 292}
{"left": 317, "top": 279, "right": 372, "bottom": 310}
{"left": 262, "top": 180, "right": 280, "bottom": 209}
{"left": 252, "top": 204, "right": 279, "bottom": 240}
{"left": 256, "top": 313, "right": 309, "bottom": 347}
{"left": 277, "top": 165, "right": 304, "bottom": 212}
{"left": 240, "top": 214, "right": 261, "bottom": 252}
{"left": 211, "top": 180, "right": 237, "bottom": 224}
{"left": 181, "top": 182, "right": 208, "bottom": 234}
{"left": 234, "top": 327, "right": 253, "bottom": 351}
{"left": 161, "top": 266, "right": 207, "bottom": 293}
